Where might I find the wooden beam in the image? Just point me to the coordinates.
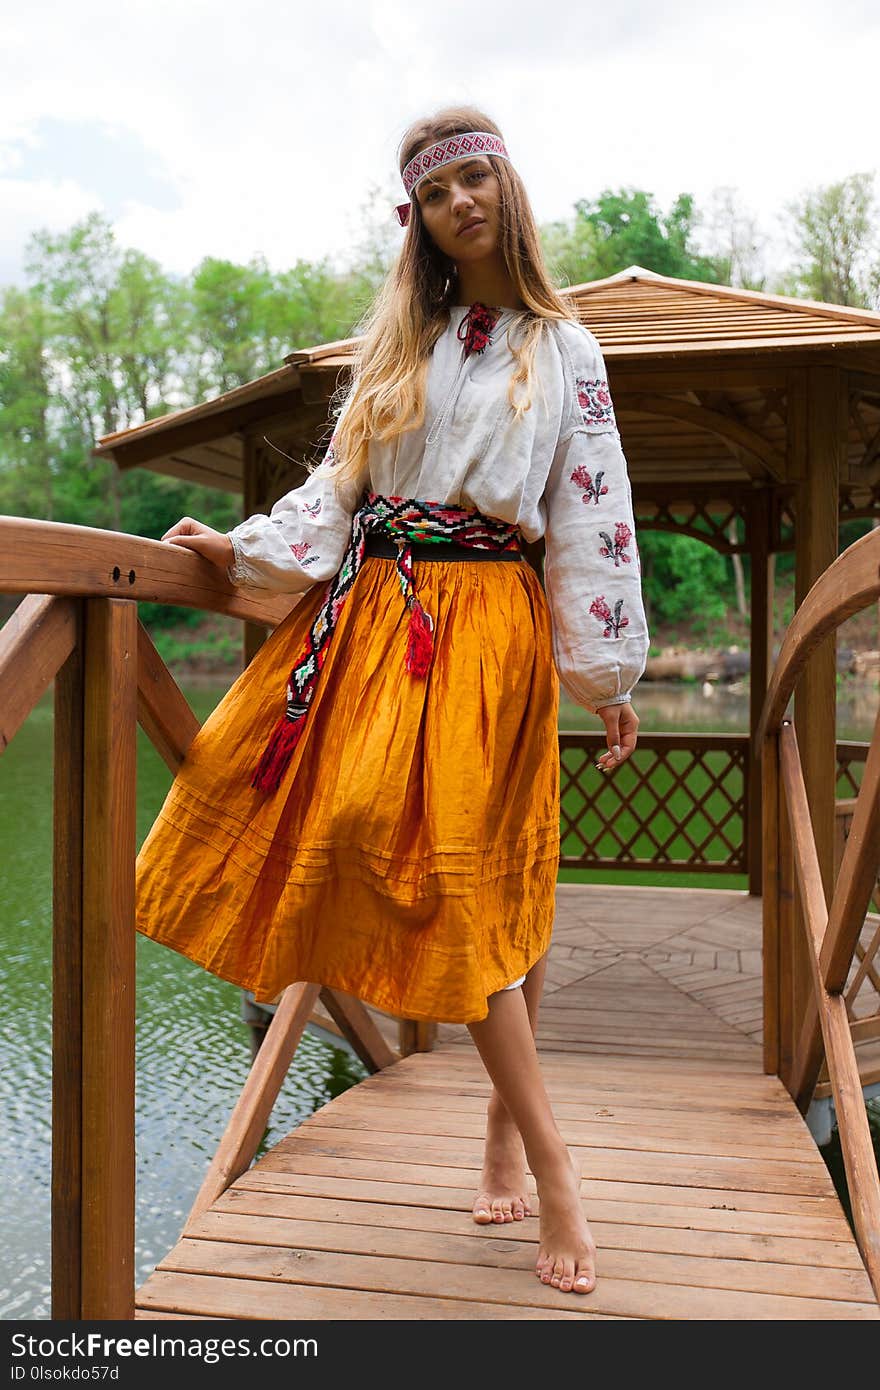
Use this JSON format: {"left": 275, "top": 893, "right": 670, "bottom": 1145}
{"left": 136, "top": 621, "right": 201, "bottom": 772}
{"left": 241, "top": 429, "right": 272, "bottom": 670}
{"left": 0, "top": 594, "right": 77, "bottom": 754}
{"left": 787, "top": 368, "right": 843, "bottom": 1096}
{"left": 755, "top": 526, "right": 880, "bottom": 746}
{"left": 184, "top": 982, "right": 321, "bottom": 1230}
{"left": 398, "top": 1021, "right": 438, "bottom": 1056}
{"left": 748, "top": 490, "right": 773, "bottom": 894}
{"left": 51, "top": 601, "right": 85, "bottom": 1319}
{"left": 318, "top": 988, "right": 399, "bottom": 1072}
{"left": 779, "top": 723, "right": 880, "bottom": 1294}
{"left": 80, "top": 598, "right": 138, "bottom": 1319}
{"left": 821, "top": 700, "right": 880, "bottom": 992}
{"left": 0, "top": 516, "right": 297, "bottom": 629}
{"left": 761, "top": 728, "right": 780, "bottom": 1076}
{"left": 626, "top": 393, "right": 786, "bottom": 480}
{"left": 94, "top": 384, "right": 299, "bottom": 468}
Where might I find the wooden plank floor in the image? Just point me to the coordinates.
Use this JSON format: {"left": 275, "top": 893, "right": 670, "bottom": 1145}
{"left": 312, "top": 884, "right": 880, "bottom": 1087}
{"left": 136, "top": 885, "right": 880, "bottom": 1320}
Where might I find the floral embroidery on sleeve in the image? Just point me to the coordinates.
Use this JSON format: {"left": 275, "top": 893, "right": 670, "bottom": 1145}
{"left": 570, "top": 464, "right": 608, "bottom": 505}
{"left": 589, "top": 595, "right": 629, "bottom": 638}
{"left": 302, "top": 497, "right": 322, "bottom": 517}
{"left": 598, "top": 522, "right": 633, "bottom": 567}
{"left": 576, "top": 377, "right": 616, "bottom": 430}
{"left": 290, "top": 539, "right": 320, "bottom": 567}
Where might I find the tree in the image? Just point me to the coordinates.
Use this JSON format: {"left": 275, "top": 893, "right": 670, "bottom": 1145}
{"left": 570, "top": 188, "right": 726, "bottom": 283}
{"left": 187, "top": 254, "right": 277, "bottom": 396}
{"left": 779, "top": 172, "right": 880, "bottom": 308}
{"left": 0, "top": 287, "right": 54, "bottom": 518}
{"left": 700, "top": 186, "right": 768, "bottom": 292}
{"left": 23, "top": 211, "right": 181, "bottom": 526}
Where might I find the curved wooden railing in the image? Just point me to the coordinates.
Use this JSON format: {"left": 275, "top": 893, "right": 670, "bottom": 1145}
{"left": 757, "top": 523, "right": 880, "bottom": 1298}
{"left": 0, "top": 518, "right": 399, "bottom": 1321}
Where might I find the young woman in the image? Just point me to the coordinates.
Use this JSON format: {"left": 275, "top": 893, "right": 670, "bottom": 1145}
{"left": 137, "top": 106, "right": 649, "bottom": 1298}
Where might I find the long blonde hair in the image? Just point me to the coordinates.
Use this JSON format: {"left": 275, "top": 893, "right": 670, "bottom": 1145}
{"left": 326, "top": 105, "right": 578, "bottom": 489}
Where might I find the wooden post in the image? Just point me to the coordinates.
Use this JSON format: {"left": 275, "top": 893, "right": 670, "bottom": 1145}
{"left": 52, "top": 601, "right": 85, "bottom": 1320}
{"left": 761, "top": 727, "right": 780, "bottom": 1076}
{"left": 747, "top": 488, "right": 774, "bottom": 895}
{"left": 184, "top": 982, "right": 321, "bottom": 1229}
{"left": 398, "top": 1020, "right": 438, "bottom": 1056}
{"left": 787, "top": 366, "right": 844, "bottom": 1091}
{"left": 318, "top": 988, "right": 399, "bottom": 1071}
{"left": 80, "top": 598, "right": 138, "bottom": 1319}
{"left": 778, "top": 724, "right": 796, "bottom": 1083}
{"left": 241, "top": 431, "right": 270, "bottom": 670}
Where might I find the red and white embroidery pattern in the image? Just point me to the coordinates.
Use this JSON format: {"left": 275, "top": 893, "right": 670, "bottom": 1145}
{"left": 589, "top": 595, "right": 629, "bottom": 638}
{"left": 402, "top": 132, "right": 508, "bottom": 196}
{"left": 302, "top": 497, "right": 322, "bottom": 517}
{"left": 576, "top": 377, "right": 616, "bottom": 430}
{"left": 598, "top": 522, "right": 633, "bottom": 567}
{"left": 570, "top": 464, "right": 608, "bottom": 505}
{"left": 290, "top": 539, "right": 319, "bottom": 567}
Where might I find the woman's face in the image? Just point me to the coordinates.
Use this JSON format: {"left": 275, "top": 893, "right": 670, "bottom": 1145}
{"left": 414, "top": 155, "right": 502, "bottom": 265}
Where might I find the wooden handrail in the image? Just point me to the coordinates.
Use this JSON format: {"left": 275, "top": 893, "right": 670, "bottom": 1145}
{"left": 0, "top": 516, "right": 405, "bottom": 1319}
{"left": 0, "top": 515, "right": 296, "bottom": 627}
{"left": 759, "top": 524, "right": 880, "bottom": 1302}
{"left": 778, "top": 723, "right": 880, "bottom": 1295}
{"left": 755, "top": 526, "right": 880, "bottom": 750}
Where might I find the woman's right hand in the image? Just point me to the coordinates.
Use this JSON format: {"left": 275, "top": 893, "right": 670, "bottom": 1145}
{"left": 160, "top": 517, "right": 235, "bottom": 572}
{"left": 594, "top": 700, "right": 640, "bottom": 774}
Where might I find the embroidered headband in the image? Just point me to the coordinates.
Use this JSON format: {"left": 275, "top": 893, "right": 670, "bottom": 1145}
{"left": 394, "top": 131, "right": 511, "bottom": 227}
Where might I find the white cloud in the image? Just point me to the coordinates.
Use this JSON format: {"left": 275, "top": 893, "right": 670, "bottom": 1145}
{"left": 0, "top": 177, "right": 99, "bottom": 285}
{"left": 0, "top": 0, "right": 877, "bottom": 286}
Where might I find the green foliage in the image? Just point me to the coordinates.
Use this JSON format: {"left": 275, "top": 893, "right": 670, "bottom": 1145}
{"left": 545, "top": 187, "right": 727, "bottom": 289}
{"left": 149, "top": 623, "right": 240, "bottom": 669}
{"left": 637, "top": 530, "right": 730, "bottom": 630}
{"left": 778, "top": 172, "right": 880, "bottom": 309}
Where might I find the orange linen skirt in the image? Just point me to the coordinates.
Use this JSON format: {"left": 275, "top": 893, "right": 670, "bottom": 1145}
{"left": 135, "top": 548, "right": 561, "bottom": 1023}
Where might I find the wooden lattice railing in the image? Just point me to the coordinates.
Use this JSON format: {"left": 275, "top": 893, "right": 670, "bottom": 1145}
{"left": 560, "top": 731, "right": 749, "bottom": 873}
{"left": 757, "top": 523, "right": 880, "bottom": 1299}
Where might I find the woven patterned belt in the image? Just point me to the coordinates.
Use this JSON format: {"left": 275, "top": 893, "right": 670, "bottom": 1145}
{"left": 250, "top": 491, "right": 523, "bottom": 794}
{"left": 365, "top": 534, "right": 523, "bottom": 562}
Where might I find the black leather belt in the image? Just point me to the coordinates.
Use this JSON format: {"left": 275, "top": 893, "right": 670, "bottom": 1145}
{"left": 364, "top": 535, "right": 522, "bottom": 562}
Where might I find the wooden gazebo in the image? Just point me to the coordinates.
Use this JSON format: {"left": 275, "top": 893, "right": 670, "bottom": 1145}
{"left": 94, "top": 264, "right": 880, "bottom": 896}
{"left": 94, "top": 267, "right": 880, "bottom": 1087}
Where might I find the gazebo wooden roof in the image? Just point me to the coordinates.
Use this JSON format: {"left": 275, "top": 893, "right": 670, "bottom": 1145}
{"left": 93, "top": 265, "right": 880, "bottom": 504}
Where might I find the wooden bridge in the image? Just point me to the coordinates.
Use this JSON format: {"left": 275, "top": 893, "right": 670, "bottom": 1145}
{"left": 136, "top": 884, "right": 878, "bottom": 1320}
{"left": 1, "top": 516, "right": 879, "bottom": 1319}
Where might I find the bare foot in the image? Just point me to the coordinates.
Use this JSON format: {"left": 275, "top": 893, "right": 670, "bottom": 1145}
{"left": 534, "top": 1148, "right": 597, "bottom": 1293}
{"left": 472, "top": 1094, "right": 533, "bottom": 1225}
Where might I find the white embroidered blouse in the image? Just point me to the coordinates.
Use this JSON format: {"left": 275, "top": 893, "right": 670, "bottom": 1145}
{"left": 226, "top": 306, "right": 650, "bottom": 713}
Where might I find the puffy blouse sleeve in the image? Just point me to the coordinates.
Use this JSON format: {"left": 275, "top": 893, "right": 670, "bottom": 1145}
{"left": 541, "top": 324, "right": 650, "bottom": 713}
{"left": 225, "top": 429, "right": 360, "bottom": 594}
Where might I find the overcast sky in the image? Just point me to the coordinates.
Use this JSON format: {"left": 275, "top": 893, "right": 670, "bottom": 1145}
{"left": 1, "top": 0, "right": 878, "bottom": 289}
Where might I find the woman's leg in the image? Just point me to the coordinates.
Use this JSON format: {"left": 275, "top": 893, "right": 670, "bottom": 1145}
{"left": 472, "top": 951, "right": 549, "bottom": 1224}
{"left": 466, "top": 983, "right": 597, "bottom": 1294}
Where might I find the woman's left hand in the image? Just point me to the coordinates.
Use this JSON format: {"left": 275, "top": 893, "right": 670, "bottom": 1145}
{"left": 594, "top": 701, "right": 639, "bottom": 773}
